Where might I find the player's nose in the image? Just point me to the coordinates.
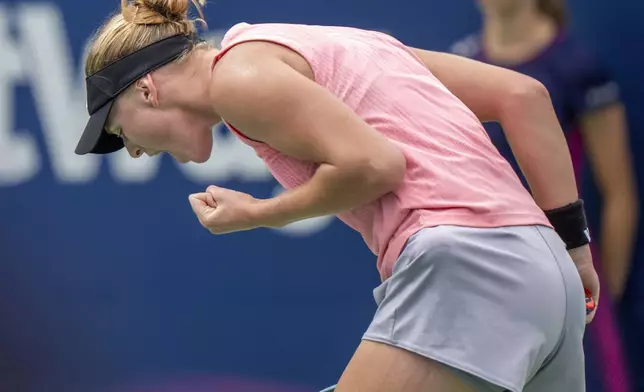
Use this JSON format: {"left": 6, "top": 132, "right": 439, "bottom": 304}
{"left": 124, "top": 142, "right": 143, "bottom": 159}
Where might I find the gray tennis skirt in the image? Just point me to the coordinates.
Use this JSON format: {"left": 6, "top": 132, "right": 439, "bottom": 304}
{"left": 363, "top": 225, "right": 587, "bottom": 392}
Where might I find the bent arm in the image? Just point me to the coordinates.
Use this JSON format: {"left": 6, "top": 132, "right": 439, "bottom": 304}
{"left": 211, "top": 44, "right": 406, "bottom": 228}
{"left": 409, "top": 48, "right": 578, "bottom": 210}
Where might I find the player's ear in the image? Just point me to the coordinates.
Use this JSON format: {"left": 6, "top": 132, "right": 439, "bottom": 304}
{"left": 135, "top": 75, "right": 159, "bottom": 107}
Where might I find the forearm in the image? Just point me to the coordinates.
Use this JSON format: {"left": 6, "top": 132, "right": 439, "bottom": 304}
{"left": 252, "top": 163, "right": 401, "bottom": 228}
{"left": 600, "top": 193, "right": 639, "bottom": 298}
{"left": 499, "top": 83, "right": 579, "bottom": 210}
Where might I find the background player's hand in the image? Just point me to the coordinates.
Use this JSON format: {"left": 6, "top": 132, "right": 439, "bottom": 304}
{"left": 188, "top": 186, "right": 261, "bottom": 234}
{"left": 568, "top": 244, "right": 600, "bottom": 324}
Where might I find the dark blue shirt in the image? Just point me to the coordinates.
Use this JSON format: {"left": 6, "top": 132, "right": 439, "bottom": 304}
{"left": 450, "top": 31, "right": 621, "bottom": 190}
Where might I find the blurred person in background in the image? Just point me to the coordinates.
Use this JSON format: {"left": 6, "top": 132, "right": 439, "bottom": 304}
{"left": 451, "top": 0, "right": 639, "bottom": 391}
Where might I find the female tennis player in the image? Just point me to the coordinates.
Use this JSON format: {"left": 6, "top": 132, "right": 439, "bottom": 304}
{"left": 76, "top": 0, "right": 599, "bottom": 391}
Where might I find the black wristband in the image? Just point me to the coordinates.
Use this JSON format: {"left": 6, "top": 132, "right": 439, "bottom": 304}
{"left": 544, "top": 199, "right": 591, "bottom": 250}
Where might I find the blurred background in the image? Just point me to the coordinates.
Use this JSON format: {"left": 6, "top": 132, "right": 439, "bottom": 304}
{"left": 0, "top": 0, "right": 643, "bottom": 391}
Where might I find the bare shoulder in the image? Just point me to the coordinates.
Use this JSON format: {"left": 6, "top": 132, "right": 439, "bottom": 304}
{"left": 208, "top": 41, "right": 315, "bottom": 124}
{"left": 210, "top": 41, "right": 313, "bottom": 99}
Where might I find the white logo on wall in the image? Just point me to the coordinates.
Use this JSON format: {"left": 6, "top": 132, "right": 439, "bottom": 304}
{"left": 0, "top": 3, "right": 334, "bottom": 236}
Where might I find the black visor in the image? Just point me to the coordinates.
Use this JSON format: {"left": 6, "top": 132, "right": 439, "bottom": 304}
{"left": 75, "top": 34, "right": 196, "bottom": 155}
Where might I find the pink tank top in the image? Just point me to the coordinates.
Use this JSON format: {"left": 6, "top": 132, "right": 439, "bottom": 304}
{"left": 213, "top": 23, "right": 552, "bottom": 280}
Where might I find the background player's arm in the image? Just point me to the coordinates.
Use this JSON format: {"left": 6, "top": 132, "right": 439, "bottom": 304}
{"left": 582, "top": 104, "right": 638, "bottom": 299}
{"left": 409, "top": 48, "right": 577, "bottom": 211}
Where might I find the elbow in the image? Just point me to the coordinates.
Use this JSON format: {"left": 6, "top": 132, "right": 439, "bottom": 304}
{"left": 347, "top": 148, "right": 406, "bottom": 196}
{"left": 516, "top": 77, "right": 551, "bottom": 102}
{"left": 376, "top": 149, "right": 407, "bottom": 192}
{"left": 502, "top": 76, "right": 551, "bottom": 114}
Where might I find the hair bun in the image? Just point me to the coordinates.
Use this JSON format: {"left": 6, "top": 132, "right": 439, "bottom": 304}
{"left": 122, "top": 0, "right": 206, "bottom": 27}
{"left": 140, "top": 0, "right": 185, "bottom": 22}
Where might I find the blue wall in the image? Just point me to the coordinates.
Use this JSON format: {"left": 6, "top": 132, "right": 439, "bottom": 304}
{"left": 0, "top": 0, "right": 642, "bottom": 391}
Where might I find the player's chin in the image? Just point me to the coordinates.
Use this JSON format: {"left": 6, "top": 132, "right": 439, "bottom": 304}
{"left": 169, "top": 141, "right": 212, "bottom": 164}
{"left": 184, "top": 147, "right": 212, "bottom": 164}
{"left": 190, "top": 154, "right": 209, "bottom": 164}
{"left": 194, "top": 138, "right": 213, "bottom": 163}
{"left": 193, "top": 147, "right": 212, "bottom": 163}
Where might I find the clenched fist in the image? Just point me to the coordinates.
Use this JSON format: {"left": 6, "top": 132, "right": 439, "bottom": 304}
{"left": 189, "top": 185, "right": 262, "bottom": 234}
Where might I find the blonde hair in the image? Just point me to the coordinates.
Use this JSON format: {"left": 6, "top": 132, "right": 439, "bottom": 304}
{"left": 536, "top": 0, "right": 568, "bottom": 27}
{"left": 85, "top": 0, "right": 207, "bottom": 76}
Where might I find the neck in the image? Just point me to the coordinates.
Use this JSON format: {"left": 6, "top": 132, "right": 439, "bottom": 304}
{"left": 482, "top": 9, "right": 558, "bottom": 63}
{"left": 170, "top": 46, "right": 222, "bottom": 123}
